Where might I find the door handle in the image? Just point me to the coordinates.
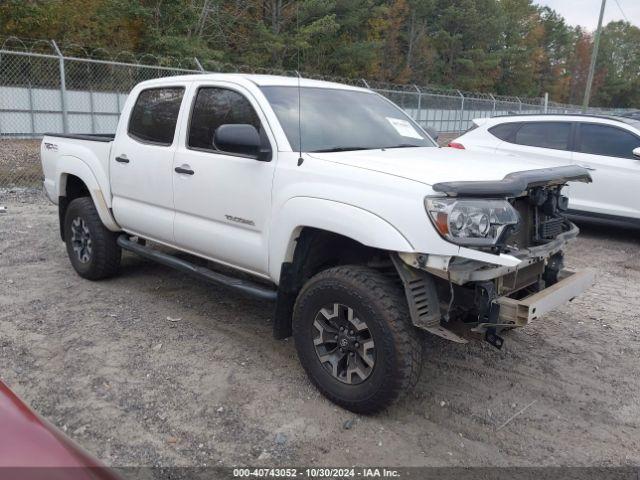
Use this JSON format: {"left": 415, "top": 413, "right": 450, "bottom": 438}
{"left": 115, "top": 156, "right": 129, "bottom": 163}
{"left": 174, "top": 166, "right": 195, "bottom": 175}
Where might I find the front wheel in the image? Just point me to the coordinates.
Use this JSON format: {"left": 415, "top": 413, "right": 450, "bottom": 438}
{"left": 292, "top": 265, "right": 423, "bottom": 413}
{"left": 63, "top": 197, "right": 121, "bottom": 280}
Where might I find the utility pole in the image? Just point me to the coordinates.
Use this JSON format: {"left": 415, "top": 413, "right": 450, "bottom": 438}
{"left": 582, "top": 0, "right": 607, "bottom": 113}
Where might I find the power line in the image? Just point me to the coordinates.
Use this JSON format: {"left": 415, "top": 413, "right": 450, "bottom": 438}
{"left": 613, "top": 0, "right": 630, "bottom": 22}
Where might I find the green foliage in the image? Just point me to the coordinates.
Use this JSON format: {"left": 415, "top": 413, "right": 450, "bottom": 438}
{"left": 1, "top": 0, "right": 638, "bottom": 107}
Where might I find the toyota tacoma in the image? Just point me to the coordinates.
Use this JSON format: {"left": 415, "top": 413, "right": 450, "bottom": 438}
{"left": 41, "top": 74, "right": 594, "bottom": 413}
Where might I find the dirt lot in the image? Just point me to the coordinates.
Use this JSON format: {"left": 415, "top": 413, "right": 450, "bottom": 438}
{"left": 1, "top": 197, "right": 639, "bottom": 468}
{"left": 0, "top": 139, "right": 42, "bottom": 190}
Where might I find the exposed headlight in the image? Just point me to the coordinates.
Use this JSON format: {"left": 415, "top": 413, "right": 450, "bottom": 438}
{"left": 425, "top": 197, "right": 519, "bottom": 247}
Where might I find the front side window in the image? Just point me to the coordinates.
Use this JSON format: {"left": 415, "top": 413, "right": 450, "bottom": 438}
{"left": 261, "top": 86, "right": 436, "bottom": 153}
{"left": 576, "top": 124, "right": 640, "bottom": 159}
{"left": 128, "top": 87, "right": 184, "bottom": 145}
{"left": 188, "top": 87, "right": 261, "bottom": 151}
{"left": 513, "top": 122, "right": 571, "bottom": 150}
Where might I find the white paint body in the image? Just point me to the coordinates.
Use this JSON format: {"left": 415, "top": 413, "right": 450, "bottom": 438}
{"left": 454, "top": 114, "right": 640, "bottom": 222}
{"left": 42, "top": 75, "right": 573, "bottom": 285}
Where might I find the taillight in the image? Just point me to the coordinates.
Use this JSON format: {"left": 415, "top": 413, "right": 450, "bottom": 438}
{"left": 447, "top": 142, "right": 465, "bottom": 149}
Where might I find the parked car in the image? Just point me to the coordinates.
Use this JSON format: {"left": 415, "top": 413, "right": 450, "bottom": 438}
{"left": 41, "top": 74, "right": 594, "bottom": 413}
{"left": 620, "top": 110, "right": 640, "bottom": 121}
{"left": 0, "top": 379, "right": 119, "bottom": 479}
{"left": 452, "top": 114, "right": 640, "bottom": 225}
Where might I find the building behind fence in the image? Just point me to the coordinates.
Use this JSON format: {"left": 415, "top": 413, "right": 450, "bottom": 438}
{"left": 0, "top": 37, "right": 634, "bottom": 193}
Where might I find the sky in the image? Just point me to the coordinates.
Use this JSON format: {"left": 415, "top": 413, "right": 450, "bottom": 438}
{"left": 535, "top": 0, "right": 639, "bottom": 30}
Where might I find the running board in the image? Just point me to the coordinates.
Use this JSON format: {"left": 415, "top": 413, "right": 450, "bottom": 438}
{"left": 117, "top": 235, "right": 278, "bottom": 301}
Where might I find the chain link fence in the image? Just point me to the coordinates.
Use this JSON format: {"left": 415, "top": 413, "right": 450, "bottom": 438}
{"left": 0, "top": 36, "right": 635, "bottom": 197}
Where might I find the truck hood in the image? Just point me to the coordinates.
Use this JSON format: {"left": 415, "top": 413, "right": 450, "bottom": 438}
{"left": 308, "top": 147, "right": 559, "bottom": 186}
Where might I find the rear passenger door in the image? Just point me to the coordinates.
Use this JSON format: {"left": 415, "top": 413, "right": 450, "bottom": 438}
{"left": 495, "top": 121, "right": 573, "bottom": 165}
{"left": 569, "top": 123, "right": 640, "bottom": 219}
{"left": 110, "top": 85, "right": 187, "bottom": 244}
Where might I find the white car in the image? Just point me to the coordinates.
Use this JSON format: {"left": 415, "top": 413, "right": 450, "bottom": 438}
{"left": 452, "top": 114, "right": 640, "bottom": 225}
{"left": 41, "top": 75, "right": 594, "bottom": 412}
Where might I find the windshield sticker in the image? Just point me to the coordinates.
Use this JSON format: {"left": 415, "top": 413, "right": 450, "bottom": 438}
{"left": 386, "top": 117, "right": 423, "bottom": 139}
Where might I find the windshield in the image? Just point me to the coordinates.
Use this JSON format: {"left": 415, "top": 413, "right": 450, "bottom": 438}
{"left": 261, "top": 86, "right": 436, "bottom": 152}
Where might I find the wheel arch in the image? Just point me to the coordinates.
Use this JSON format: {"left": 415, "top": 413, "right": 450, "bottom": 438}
{"left": 269, "top": 197, "right": 414, "bottom": 282}
{"left": 56, "top": 160, "right": 120, "bottom": 240}
{"left": 269, "top": 198, "right": 414, "bottom": 339}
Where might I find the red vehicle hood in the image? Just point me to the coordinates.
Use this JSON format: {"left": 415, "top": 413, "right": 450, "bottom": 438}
{"left": 0, "top": 379, "right": 120, "bottom": 480}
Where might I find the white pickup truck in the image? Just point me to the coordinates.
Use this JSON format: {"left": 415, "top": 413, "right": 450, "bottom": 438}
{"left": 41, "top": 74, "right": 594, "bottom": 413}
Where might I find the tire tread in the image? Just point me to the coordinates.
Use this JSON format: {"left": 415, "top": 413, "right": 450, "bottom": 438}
{"left": 64, "top": 197, "right": 121, "bottom": 280}
{"left": 293, "top": 265, "right": 423, "bottom": 413}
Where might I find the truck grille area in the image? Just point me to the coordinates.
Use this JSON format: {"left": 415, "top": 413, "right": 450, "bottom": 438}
{"left": 503, "top": 187, "right": 569, "bottom": 250}
{"left": 539, "top": 216, "right": 565, "bottom": 239}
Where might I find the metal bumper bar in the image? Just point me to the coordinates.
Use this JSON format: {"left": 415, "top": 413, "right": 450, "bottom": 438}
{"left": 496, "top": 270, "right": 595, "bottom": 326}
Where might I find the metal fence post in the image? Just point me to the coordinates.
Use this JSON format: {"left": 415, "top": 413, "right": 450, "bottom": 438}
{"left": 194, "top": 57, "right": 205, "bottom": 73}
{"left": 543, "top": 92, "right": 549, "bottom": 114}
{"left": 27, "top": 81, "right": 36, "bottom": 135}
{"left": 51, "top": 40, "right": 69, "bottom": 133}
{"left": 456, "top": 90, "right": 465, "bottom": 133}
{"left": 89, "top": 87, "right": 96, "bottom": 134}
{"left": 516, "top": 96, "right": 522, "bottom": 113}
{"left": 413, "top": 85, "right": 422, "bottom": 126}
{"left": 489, "top": 93, "right": 496, "bottom": 116}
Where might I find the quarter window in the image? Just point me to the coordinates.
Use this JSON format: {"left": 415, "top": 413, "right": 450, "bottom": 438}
{"left": 576, "top": 124, "right": 640, "bottom": 159}
{"left": 489, "top": 122, "right": 521, "bottom": 141}
{"left": 128, "top": 87, "right": 184, "bottom": 145}
{"left": 513, "top": 122, "right": 571, "bottom": 150}
{"left": 188, "top": 87, "right": 261, "bottom": 151}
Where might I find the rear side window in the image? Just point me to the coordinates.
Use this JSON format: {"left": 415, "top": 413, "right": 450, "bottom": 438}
{"left": 128, "top": 87, "right": 184, "bottom": 145}
{"left": 188, "top": 87, "right": 261, "bottom": 151}
{"left": 576, "top": 124, "right": 640, "bottom": 159}
{"left": 513, "top": 122, "right": 571, "bottom": 150}
{"left": 489, "top": 122, "right": 521, "bottom": 141}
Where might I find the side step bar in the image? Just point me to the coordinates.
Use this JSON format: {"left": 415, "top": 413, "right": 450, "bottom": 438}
{"left": 117, "top": 235, "right": 278, "bottom": 301}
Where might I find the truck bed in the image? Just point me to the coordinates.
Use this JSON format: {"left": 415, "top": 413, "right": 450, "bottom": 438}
{"left": 43, "top": 133, "right": 115, "bottom": 143}
{"left": 41, "top": 132, "right": 115, "bottom": 206}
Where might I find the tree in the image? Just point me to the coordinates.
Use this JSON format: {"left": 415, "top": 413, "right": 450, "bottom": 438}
{"left": 592, "top": 21, "right": 640, "bottom": 108}
{"left": 0, "top": 0, "right": 637, "bottom": 107}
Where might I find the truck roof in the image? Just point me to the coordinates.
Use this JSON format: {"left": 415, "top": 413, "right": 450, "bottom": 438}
{"left": 136, "top": 73, "right": 369, "bottom": 92}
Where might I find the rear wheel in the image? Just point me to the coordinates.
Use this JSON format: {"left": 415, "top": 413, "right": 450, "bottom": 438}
{"left": 63, "top": 197, "right": 121, "bottom": 280}
{"left": 292, "top": 265, "right": 423, "bottom": 413}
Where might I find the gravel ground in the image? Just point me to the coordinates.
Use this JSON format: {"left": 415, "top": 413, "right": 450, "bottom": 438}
{"left": 1, "top": 198, "right": 639, "bottom": 468}
{"left": 0, "top": 139, "right": 42, "bottom": 191}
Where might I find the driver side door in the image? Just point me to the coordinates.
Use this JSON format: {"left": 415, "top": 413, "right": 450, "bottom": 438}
{"left": 172, "top": 83, "right": 276, "bottom": 276}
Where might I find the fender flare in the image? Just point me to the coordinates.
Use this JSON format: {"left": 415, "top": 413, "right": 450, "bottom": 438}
{"left": 268, "top": 197, "right": 414, "bottom": 282}
{"left": 56, "top": 156, "right": 120, "bottom": 231}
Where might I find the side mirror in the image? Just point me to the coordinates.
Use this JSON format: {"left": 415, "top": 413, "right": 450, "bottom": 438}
{"left": 633, "top": 147, "right": 640, "bottom": 158}
{"left": 424, "top": 125, "right": 439, "bottom": 141}
{"left": 213, "top": 124, "right": 271, "bottom": 161}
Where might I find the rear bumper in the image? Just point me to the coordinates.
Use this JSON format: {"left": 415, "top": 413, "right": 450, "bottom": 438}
{"left": 495, "top": 270, "right": 594, "bottom": 327}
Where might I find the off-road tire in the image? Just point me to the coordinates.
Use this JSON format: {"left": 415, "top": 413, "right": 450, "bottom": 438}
{"left": 63, "top": 197, "right": 121, "bottom": 280}
{"left": 292, "top": 265, "right": 423, "bottom": 413}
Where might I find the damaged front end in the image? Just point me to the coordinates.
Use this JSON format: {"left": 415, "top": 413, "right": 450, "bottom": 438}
{"left": 395, "top": 165, "right": 595, "bottom": 348}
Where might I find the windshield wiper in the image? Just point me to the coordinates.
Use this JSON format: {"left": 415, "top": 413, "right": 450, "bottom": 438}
{"left": 385, "top": 144, "right": 422, "bottom": 149}
{"left": 310, "top": 146, "right": 371, "bottom": 153}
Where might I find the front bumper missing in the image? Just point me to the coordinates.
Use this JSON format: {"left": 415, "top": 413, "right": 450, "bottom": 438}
{"left": 475, "top": 269, "right": 595, "bottom": 332}
{"left": 395, "top": 249, "right": 594, "bottom": 345}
